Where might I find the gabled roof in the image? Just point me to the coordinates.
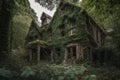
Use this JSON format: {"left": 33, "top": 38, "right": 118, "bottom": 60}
{"left": 31, "top": 20, "right": 41, "bottom": 33}
{"left": 25, "top": 20, "right": 41, "bottom": 40}
{"left": 48, "top": 1, "right": 105, "bottom": 47}
{"left": 40, "top": 12, "right": 52, "bottom": 20}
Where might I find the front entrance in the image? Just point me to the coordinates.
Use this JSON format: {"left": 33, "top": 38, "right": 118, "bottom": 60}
{"left": 39, "top": 48, "right": 51, "bottom": 64}
{"left": 64, "top": 42, "right": 83, "bottom": 63}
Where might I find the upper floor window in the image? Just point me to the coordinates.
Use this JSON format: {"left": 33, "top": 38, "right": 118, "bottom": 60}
{"left": 68, "top": 20, "right": 76, "bottom": 35}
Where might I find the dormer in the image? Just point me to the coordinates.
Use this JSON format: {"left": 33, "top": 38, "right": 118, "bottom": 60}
{"left": 40, "top": 12, "right": 52, "bottom": 26}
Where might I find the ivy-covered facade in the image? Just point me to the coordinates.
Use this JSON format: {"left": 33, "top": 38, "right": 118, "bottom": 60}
{"left": 26, "top": 1, "right": 106, "bottom": 64}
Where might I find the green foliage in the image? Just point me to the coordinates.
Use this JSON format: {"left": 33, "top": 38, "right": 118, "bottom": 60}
{"left": 87, "top": 66, "right": 120, "bottom": 80}
{"left": 82, "top": 75, "right": 96, "bottom": 80}
{"left": 81, "top": 0, "right": 120, "bottom": 67}
{"left": 11, "top": 47, "right": 28, "bottom": 68}
{"left": 0, "top": 0, "right": 37, "bottom": 69}
{"left": 0, "top": 68, "right": 13, "bottom": 79}
{"left": 1, "top": 64, "right": 120, "bottom": 80}
{"left": 21, "top": 66, "right": 35, "bottom": 78}
{"left": 12, "top": 15, "right": 32, "bottom": 49}
{"left": 0, "top": 0, "right": 15, "bottom": 62}
{"left": 27, "top": 39, "right": 48, "bottom": 47}
{"left": 20, "top": 64, "right": 95, "bottom": 80}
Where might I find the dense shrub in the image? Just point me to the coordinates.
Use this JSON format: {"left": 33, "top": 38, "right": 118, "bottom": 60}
{"left": 20, "top": 64, "right": 96, "bottom": 80}
{"left": 0, "top": 68, "right": 13, "bottom": 80}
{"left": 0, "top": 64, "right": 120, "bottom": 80}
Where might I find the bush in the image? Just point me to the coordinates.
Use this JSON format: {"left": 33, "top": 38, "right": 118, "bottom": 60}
{"left": 19, "top": 64, "right": 96, "bottom": 80}
{"left": 0, "top": 68, "right": 13, "bottom": 80}
{"left": 20, "top": 66, "right": 35, "bottom": 78}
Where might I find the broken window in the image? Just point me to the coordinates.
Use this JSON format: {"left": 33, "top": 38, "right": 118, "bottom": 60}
{"left": 34, "top": 35, "right": 38, "bottom": 39}
{"left": 40, "top": 48, "right": 51, "bottom": 61}
{"left": 68, "top": 20, "right": 76, "bottom": 35}
{"left": 55, "top": 47, "right": 61, "bottom": 57}
{"left": 67, "top": 46, "right": 76, "bottom": 59}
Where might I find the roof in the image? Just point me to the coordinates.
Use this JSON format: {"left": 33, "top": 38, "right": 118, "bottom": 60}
{"left": 26, "top": 20, "right": 41, "bottom": 39}
{"left": 59, "top": 1, "right": 105, "bottom": 34}
{"left": 47, "top": 1, "right": 105, "bottom": 47}
{"left": 40, "top": 12, "right": 52, "bottom": 20}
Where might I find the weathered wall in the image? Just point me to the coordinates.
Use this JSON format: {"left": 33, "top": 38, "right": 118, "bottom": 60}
{"left": 48, "top": 2, "right": 90, "bottom": 62}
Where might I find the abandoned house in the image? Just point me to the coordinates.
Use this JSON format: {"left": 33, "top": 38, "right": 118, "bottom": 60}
{"left": 26, "top": 1, "right": 106, "bottom": 64}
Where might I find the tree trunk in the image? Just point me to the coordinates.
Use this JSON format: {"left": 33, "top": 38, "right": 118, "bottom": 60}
{"left": 0, "top": 0, "right": 14, "bottom": 63}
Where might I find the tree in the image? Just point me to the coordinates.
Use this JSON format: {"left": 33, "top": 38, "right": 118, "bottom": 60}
{"left": 0, "top": 0, "right": 15, "bottom": 62}
{"left": 80, "top": 0, "right": 120, "bottom": 28}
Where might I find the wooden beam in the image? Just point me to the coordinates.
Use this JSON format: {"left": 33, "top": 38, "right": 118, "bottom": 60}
{"left": 37, "top": 45, "right": 40, "bottom": 65}
{"left": 64, "top": 48, "right": 67, "bottom": 62}
{"left": 29, "top": 49, "right": 32, "bottom": 61}
{"left": 51, "top": 49, "right": 54, "bottom": 62}
{"left": 90, "top": 48, "right": 93, "bottom": 62}
{"left": 81, "top": 46, "right": 84, "bottom": 59}
{"left": 76, "top": 44, "right": 80, "bottom": 60}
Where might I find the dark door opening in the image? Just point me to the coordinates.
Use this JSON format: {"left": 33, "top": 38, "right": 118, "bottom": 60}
{"left": 40, "top": 48, "right": 51, "bottom": 61}
{"left": 67, "top": 46, "right": 76, "bottom": 59}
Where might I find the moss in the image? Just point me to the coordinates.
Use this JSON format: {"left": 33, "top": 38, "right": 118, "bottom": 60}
{"left": 27, "top": 40, "right": 48, "bottom": 48}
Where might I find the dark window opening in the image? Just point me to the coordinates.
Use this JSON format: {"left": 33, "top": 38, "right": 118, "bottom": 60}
{"left": 59, "top": 26, "right": 65, "bottom": 36}
{"left": 67, "top": 46, "right": 76, "bottom": 59}
{"left": 42, "top": 19, "right": 47, "bottom": 26}
{"left": 61, "top": 31, "right": 65, "bottom": 36}
{"left": 84, "top": 47, "right": 91, "bottom": 60}
{"left": 55, "top": 47, "right": 61, "bottom": 57}
{"left": 68, "top": 20, "right": 76, "bottom": 35}
{"left": 96, "top": 29, "right": 99, "bottom": 43}
{"left": 29, "top": 36, "right": 33, "bottom": 41}
{"left": 34, "top": 35, "right": 38, "bottom": 39}
{"left": 48, "top": 31, "right": 52, "bottom": 40}
{"left": 67, "top": 47, "right": 72, "bottom": 59}
{"left": 72, "top": 46, "right": 76, "bottom": 58}
{"left": 101, "top": 34, "right": 103, "bottom": 45}
{"left": 40, "top": 48, "right": 51, "bottom": 61}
